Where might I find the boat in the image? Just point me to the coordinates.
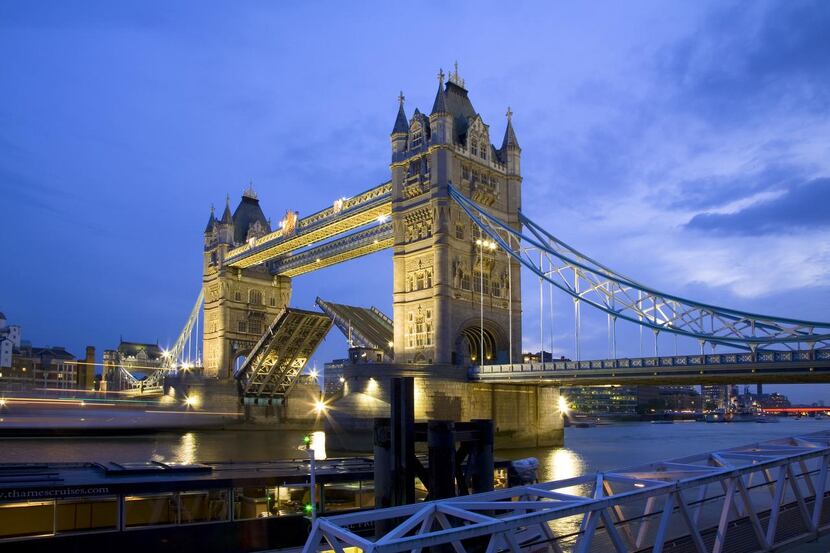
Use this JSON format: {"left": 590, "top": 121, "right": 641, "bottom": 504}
{"left": 0, "top": 456, "right": 512, "bottom": 552}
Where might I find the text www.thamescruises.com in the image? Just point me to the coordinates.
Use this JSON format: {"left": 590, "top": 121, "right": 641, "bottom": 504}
{"left": 0, "top": 487, "right": 110, "bottom": 500}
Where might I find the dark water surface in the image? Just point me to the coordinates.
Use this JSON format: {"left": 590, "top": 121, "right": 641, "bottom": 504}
{"left": 2, "top": 418, "right": 828, "bottom": 482}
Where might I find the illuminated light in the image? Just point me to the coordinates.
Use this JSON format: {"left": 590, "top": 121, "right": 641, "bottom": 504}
{"left": 558, "top": 396, "right": 570, "bottom": 414}
{"left": 314, "top": 399, "right": 327, "bottom": 414}
{"left": 0, "top": 399, "right": 5, "bottom": 407}
{"left": 162, "top": 349, "right": 172, "bottom": 359}
{"left": 309, "top": 369, "right": 319, "bottom": 379}
{"left": 366, "top": 377, "right": 379, "bottom": 394}
{"left": 304, "top": 503, "right": 313, "bottom": 514}
{"left": 184, "top": 396, "right": 201, "bottom": 408}
{"left": 475, "top": 239, "right": 483, "bottom": 246}
{"left": 387, "top": 341, "right": 394, "bottom": 349}
{"left": 377, "top": 214, "right": 389, "bottom": 224}
{"left": 634, "top": 482, "right": 646, "bottom": 488}
{"left": 338, "top": 376, "right": 345, "bottom": 383}
{"left": 316, "top": 258, "right": 321, "bottom": 263}
{"left": 303, "top": 434, "right": 312, "bottom": 445}
{"left": 80, "top": 401, "right": 85, "bottom": 406}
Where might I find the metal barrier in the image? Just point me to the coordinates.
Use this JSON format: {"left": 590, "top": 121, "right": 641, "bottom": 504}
{"left": 303, "top": 431, "right": 830, "bottom": 553}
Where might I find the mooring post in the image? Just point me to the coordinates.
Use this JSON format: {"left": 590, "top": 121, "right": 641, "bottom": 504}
{"left": 470, "top": 419, "right": 495, "bottom": 494}
{"left": 373, "top": 417, "right": 392, "bottom": 538}
{"left": 428, "top": 420, "right": 456, "bottom": 499}
{"left": 391, "top": 377, "right": 415, "bottom": 505}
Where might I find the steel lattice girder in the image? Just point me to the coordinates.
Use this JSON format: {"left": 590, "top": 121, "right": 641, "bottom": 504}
{"left": 235, "top": 307, "right": 332, "bottom": 401}
{"left": 167, "top": 289, "right": 204, "bottom": 368}
{"left": 303, "top": 430, "right": 830, "bottom": 553}
{"left": 448, "top": 185, "right": 830, "bottom": 351}
{"left": 225, "top": 182, "right": 392, "bottom": 269}
{"left": 274, "top": 222, "right": 394, "bottom": 277}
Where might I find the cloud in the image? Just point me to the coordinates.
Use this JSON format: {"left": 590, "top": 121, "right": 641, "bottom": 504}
{"left": 686, "top": 178, "right": 830, "bottom": 235}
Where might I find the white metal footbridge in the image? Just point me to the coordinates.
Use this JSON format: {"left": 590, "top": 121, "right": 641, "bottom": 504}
{"left": 304, "top": 430, "right": 830, "bottom": 553}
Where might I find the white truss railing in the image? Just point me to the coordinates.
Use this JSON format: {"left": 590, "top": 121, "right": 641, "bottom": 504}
{"left": 303, "top": 431, "right": 830, "bottom": 553}
{"left": 449, "top": 186, "right": 830, "bottom": 353}
{"left": 167, "top": 289, "right": 204, "bottom": 368}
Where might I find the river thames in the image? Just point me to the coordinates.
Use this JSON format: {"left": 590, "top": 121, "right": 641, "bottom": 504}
{"left": 3, "top": 418, "right": 828, "bottom": 482}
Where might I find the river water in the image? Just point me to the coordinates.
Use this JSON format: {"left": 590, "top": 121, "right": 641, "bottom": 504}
{"left": 2, "top": 418, "right": 828, "bottom": 481}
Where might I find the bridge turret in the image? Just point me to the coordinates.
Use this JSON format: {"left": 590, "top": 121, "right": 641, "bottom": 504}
{"left": 500, "top": 108, "right": 521, "bottom": 177}
{"left": 390, "top": 92, "right": 408, "bottom": 157}
{"left": 429, "top": 69, "right": 453, "bottom": 146}
{"left": 217, "top": 194, "right": 235, "bottom": 245}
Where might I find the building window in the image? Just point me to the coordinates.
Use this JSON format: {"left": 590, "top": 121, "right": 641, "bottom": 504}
{"left": 480, "top": 146, "right": 487, "bottom": 160}
{"left": 411, "top": 128, "right": 423, "bottom": 149}
{"left": 470, "top": 140, "right": 478, "bottom": 157}
{"left": 460, "top": 272, "right": 471, "bottom": 291}
{"left": 492, "top": 279, "right": 502, "bottom": 298}
{"left": 270, "top": 296, "right": 276, "bottom": 307}
{"left": 248, "top": 320, "right": 261, "bottom": 335}
{"left": 234, "top": 291, "right": 242, "bottom": 302}
{"left": 249, "top": 289, "right": 262, "bottom": 305}
{"left": 473, "top": 271, "right": 490, "bottom": 295}
{"left": 455, "top": 224, "right": 465, "bottom": 240}
{"left": 237, "top": 320, "right": 247, "bottom": 333}
{"left": 462, "top": 166, "right": 470, "bottom": 181}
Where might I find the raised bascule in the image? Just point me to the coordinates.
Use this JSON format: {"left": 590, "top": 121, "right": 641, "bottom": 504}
{"left": 142, "top": 68, "right": 830, "bottom": 447}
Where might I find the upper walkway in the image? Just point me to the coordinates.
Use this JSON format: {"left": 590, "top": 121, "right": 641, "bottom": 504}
{"left": 471, "top": 348, "right": 830, "bottom": 386}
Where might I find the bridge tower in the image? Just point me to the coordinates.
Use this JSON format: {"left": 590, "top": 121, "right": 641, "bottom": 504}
{"left": 391, "top": 68, "right": 522, "bottom": 366}
{"left": 202, "top": 187, "right": 292, "bottom": 378}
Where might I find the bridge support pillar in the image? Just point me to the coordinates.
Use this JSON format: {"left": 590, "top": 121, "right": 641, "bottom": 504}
{"left": 324, "top": 364, "right": 564, "bottom": 451}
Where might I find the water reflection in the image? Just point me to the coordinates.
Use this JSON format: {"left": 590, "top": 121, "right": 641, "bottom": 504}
{"left": 176, "top": 432, "right": 197, "bottom": 464}
{"left": 309, "top": 431, "right": 326, "bottom": 460}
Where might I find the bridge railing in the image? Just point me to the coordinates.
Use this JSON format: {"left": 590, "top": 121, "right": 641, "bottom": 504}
{"left": 473, "top": 348, "right": 830, "bottom": 376}
{"left": 303, "top": 431, "right": 830, "bottom": 553}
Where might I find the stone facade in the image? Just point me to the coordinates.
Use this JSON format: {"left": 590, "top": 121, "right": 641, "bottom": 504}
{"left": 391, "top": 68, "right": 522, "bottom": 366}
{"left": 325, "top": 363, "right": 563, "bottom": 450}
{"left": 202, "top": 188, "right": 292, "bottom": 378}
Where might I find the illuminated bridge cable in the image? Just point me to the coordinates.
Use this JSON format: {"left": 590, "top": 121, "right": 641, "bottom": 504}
{"left": 448, "top": 185, "right": 830, "bottom": 351}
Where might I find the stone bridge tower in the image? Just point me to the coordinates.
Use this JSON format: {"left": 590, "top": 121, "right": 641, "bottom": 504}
{"left": 391, "top": 68, "right": 522, "bottom": 366}
{"left": 202, "top": 187, "right": 292, "bottom": 378}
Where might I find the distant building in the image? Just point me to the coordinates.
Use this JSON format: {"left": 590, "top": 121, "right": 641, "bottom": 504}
{"left": 13, "top": 342, "right": 77, "bottom": 389}
{"left": 701, "top": 384, "right": 730, "bottom": 411}
{"left": 660, "top": 387, "right": 702, "bottom": 412}
{"left": 561, "top": 385, "right": 639, "bottom": 416}
{"left": 0, "top": 312, "right": 21, "bottom": 369}
{"left": 103, "top": 340, "right": 165, "bottom": 390}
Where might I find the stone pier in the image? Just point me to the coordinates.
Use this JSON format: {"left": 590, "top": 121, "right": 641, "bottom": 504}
{"left": 323, "top": 363, "right": 563, "bottom": 452}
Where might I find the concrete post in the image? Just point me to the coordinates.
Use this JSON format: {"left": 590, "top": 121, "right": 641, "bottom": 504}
{"left": 428, "top": 420, "right": 456, "bottom": 500}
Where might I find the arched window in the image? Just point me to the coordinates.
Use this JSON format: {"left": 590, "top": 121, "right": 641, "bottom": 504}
{"left": 249, "top": 289, "right": 262, "bottom": 305}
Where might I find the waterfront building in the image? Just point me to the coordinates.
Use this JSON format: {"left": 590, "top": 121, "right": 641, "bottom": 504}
{"left": 103, "top": 340, "right": 165, "bottom": 390}
{"left": 700, "top": 384, "right": 730, "bottom": 411}
{"left": 561, "top": 385, "right": 639, "bottom": 416}
{"left": 12, "top": 342, "right": 77, "bottom": 389}
{"left": 660, "top": 387, "right": 702, "bottom": 412}
{"left": 0, "top": 312, "right": 21, "bottom": 369}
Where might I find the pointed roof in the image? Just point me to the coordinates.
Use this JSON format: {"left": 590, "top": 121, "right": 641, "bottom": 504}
{"left": 204, "top": 205, "right": 216, "bottom": 233}
{"left": 391, "top": 91, "right": 409, "bottom": 134}
{"left": 431, "top": 69, "right": 448, "bottom": 115}
{"left": 501, "top": 107, "right": 520, "bottom": 151}
{"left": 220, "top": 195, "right": 233, "bottom": 225}
{"left": 232, "top": 193, "right": 271, "bottom": 244}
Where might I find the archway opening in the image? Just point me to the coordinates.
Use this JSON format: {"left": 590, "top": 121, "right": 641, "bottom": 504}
{"left": 455, "top": 326, "right": 498, "bottom": 366}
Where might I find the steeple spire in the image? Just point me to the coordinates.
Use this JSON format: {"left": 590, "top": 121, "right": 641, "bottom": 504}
{"left": 391, "top": 91, "right": 409, "bottom": 134}
{"left": 220, "top": 194, "right": 233, "bottom": 224}
{"left": 501, "top": 106, "right": 520, "bottom": 150}
{"left": 430, "top": 68, "right": 448, "bottom": 115}
{"left": 204, "top": 204, "right": 216, "bottom": 233}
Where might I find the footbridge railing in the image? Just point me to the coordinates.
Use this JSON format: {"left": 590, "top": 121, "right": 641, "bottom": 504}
{"left": 303, "top": 431, "right": 830, "bottom": 553}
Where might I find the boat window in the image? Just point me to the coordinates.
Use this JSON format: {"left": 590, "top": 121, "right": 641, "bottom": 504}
{"left": 494, "top": 468, "right": 508, "bottom": 489}
{"left": 125, "top": 493, "right": 178, "bottom": 527}
{"left": 180, "top": 490, "right": 229, "bottom": 524}
{"left": 274, "top": 484, "right": 314, "bottom": 516}
{"left": 234, "top": 484, "right": 321, "bottom": 520}
{"left": 0, "top": 500, "right": 55, "bottom": 539}
{"left": 322, "top": 482, "right": 364, "bottom": 512}
{"left": 56, "top": 496, "right": 118, "bottom": 534}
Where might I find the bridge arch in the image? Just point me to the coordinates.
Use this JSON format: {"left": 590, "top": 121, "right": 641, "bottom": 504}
{"left": 454, "top": 318, "right": 507, "bottom": 366}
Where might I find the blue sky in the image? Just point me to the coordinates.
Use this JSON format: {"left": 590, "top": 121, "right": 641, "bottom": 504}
{"left": 1, "top": 1, "right": 828, "bottom": 402}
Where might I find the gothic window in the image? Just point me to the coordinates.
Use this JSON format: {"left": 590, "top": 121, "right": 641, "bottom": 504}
{"left": 455, "top": 223, "right": 465, "bottom": 240}
{"left": 461, "top": 272, "right": 471, "bottom": 291}
{"left": 426, "top": 269, "right": 432, "bottom": 288}
{"left": 472, "top": 170, "right": 480, "bottom": 184}
{"left": 473, "top": 271, "right": 490, "bottom": 295}
{"left": 270, "top": 296, "right": 276, "bottom": 307}
{"left": 492, "top": 279, "right": 502, "bottom": 298}
{"left": 249, "top": 319, "right": 262, "bottom": 335}
{"left": 249, "top": 289, "right": 263, "bottom": 305}
{"left": 237, "top": 320, "right": 247, "bottom": 333}
{"left": 471, "top": 140, "right": 478, "bottom": 157}
{"left": 480, "top": 145, "right": 487, "bottom": 160}
{"left": 411, "top": 127, "right": 423, "bottom": 149}
{"left": 462, "top": 166, "right": 470, "bottom": 181}
{"left": 416, "top": 272, "right": 425, "bottom": 291}
{"left": 211, "top": 252, "right": 217, "bottom": 264}
{"left": 234, "top": 290, "right": 242, "bottom": 302}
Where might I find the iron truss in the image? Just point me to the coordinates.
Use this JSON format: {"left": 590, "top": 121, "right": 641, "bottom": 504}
{"left": 315, "top": 297, "right": 394, "bottom": 357}
{"left": 304, "top": 430, "right": 830, "bottom": 553}
{"left": 234, "top": 307, "right": 332, "bottom": 404}
{"left": 448, "top": 186, "right": 830, "bottom": 352}
{"left": 224, "top": 182, "right": 392, "bottom": 269}
{"left": 273, "top": 222, "right": 394, "bottom": 277}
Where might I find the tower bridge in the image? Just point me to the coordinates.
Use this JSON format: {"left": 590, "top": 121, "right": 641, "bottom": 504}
{"left": 144, "top": 68, "right": 830, "bottom": 446}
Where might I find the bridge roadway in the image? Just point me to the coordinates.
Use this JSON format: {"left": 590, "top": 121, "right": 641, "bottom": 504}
{"left": 470, "top": 348, "right": 830, "bottom": 386}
